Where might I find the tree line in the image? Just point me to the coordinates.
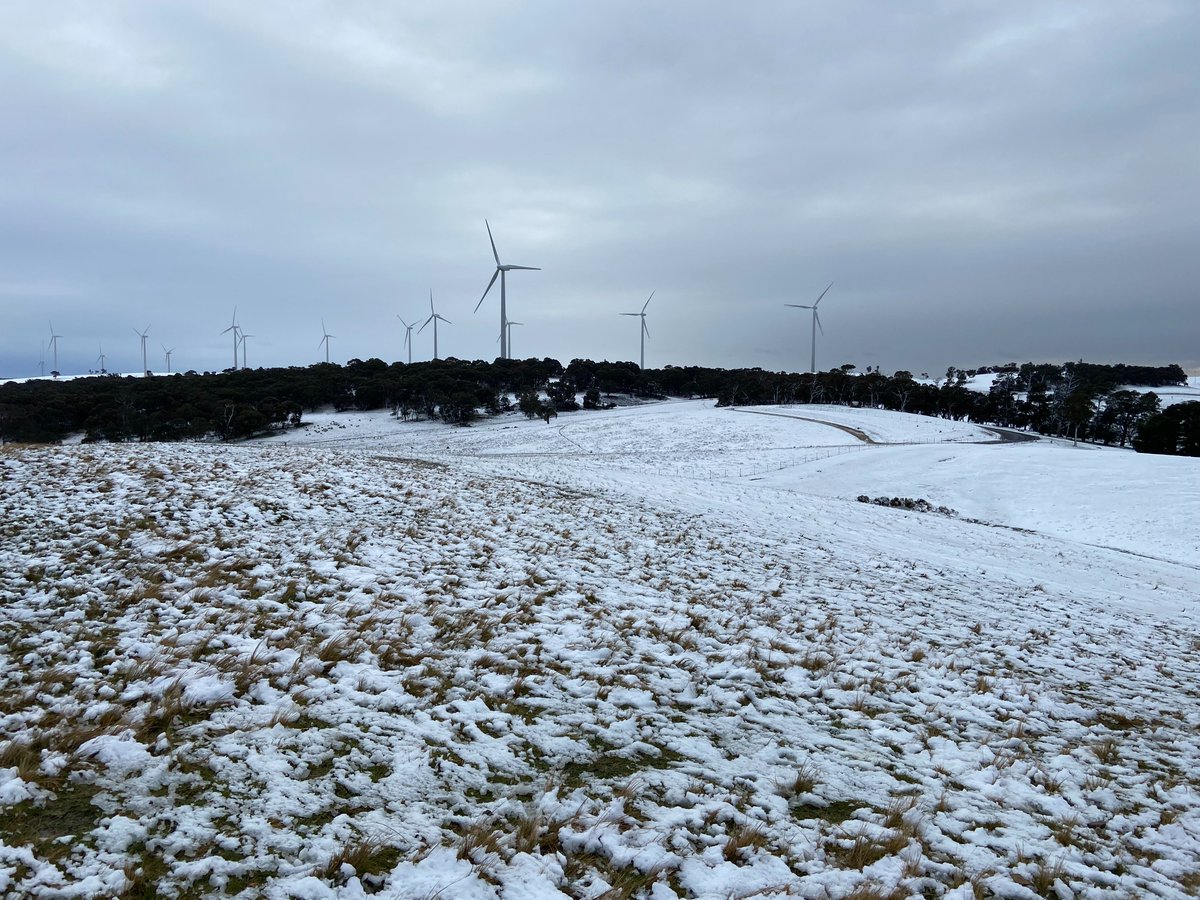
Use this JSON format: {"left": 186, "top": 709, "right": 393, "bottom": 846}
{"left": 1, "top": 357, "right": 1195, "bottom": 456}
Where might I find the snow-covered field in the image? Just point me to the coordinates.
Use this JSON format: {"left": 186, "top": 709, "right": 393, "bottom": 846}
{"left": 2, "top": 401, "right": 1198, "bottom": 898}
{"left": 958, "top": 373, "right": 1200, "bottom": 409}
{"left": 1122, "top": 378, "right": 1200, "bottom": 409}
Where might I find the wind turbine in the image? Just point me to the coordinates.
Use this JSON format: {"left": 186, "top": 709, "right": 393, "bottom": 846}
{"left": 162, "top": 344, "right": 175, "bottom": 374}
{"left": 238, "top": 331, "right": 253, "bottom": 369}
{"left": 397, "top": 315, "right": 416, "bottom": 365}
{"left": 318, "top": 320, "right": 335, "bottom": 364}
{"left": 220, "top": 307, "right": 240, "bottom": 370}
{"left": 475, "top": 220, "right": 539, "bottom": 360}
{"left": 419, "top": 291, "right": 451, "bottom": 360}
{"left": 620, "top": 291, "right": 654, "bottom": 370}
{"left": 38, "top": 342, "right": 45, "bottom": 377}
{"left": 97, "top": 342, "right": 107, "bottom": 374}
{"left": 134, "top": 325, "right": 150, "bottom": 375}
{"left": 785, "top": 281, "right": 834, "bottom": 374}
{"left": 47, "top": 322, "right": 62, "bottom": 374}
{"left": 505, "top": 321, "right": 523, "bottom": 359}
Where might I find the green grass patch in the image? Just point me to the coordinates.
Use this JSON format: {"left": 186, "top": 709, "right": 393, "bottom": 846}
{"left": 0, "top": 780, "right": 102, "bottom": 859}
{"left": 792, "top": 799, "right": 862, "bottom": 824}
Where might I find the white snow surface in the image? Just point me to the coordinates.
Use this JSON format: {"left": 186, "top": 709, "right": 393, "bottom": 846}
{"left": 1, "top": 399, "right": 1198, "bottom": 898}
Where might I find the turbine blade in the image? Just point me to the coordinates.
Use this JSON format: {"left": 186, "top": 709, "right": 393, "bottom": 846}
{"left": 643, "top": 290, "right": 655, "bottom": 313}
{"left": 418, "top": 314, "right": 434, "bottom": 333}
{"left": 814, "top": 281, "right": 834, "bottom": 307}
{"left": 438, "top": 315, "right": 452, "bottom": 324}
{"left": 486, "top": 220, "right": 500, "bottom": 265}
{"left": 620, "top": 312, "right": 640, "bottom": 317}
{"left": 475, "top": 269, "right": 500, "bottom": 311}
{"left": 785, "top": 304, "right": 813, "bottom": 309}
{"left": 815, "top": 311, "right": 824, "bottom": 334}
{"left": 642, "top": 320, "right": 651, "bottom": 338}
{"left": 505, "top": 265, "right": 540, "bottom": 271}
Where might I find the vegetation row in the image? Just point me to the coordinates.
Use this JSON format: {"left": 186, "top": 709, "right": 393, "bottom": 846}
{"left": 1, "top": 357, "right": 1195, "bottom": 456}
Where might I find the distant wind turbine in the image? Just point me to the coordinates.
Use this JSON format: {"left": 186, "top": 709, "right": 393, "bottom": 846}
{"left": 134, "top": 325, "right": 150, "bottom": 375}
{"left": 38, "top": 342, "right": 45, "bottom": 377}
{"left": 475, "top": 220, "right": 539, "bottom": 360}
{"left": 238, "top": 331, "right": 253, "bottom": 369}
{"left": 318, "top": 320, "right": 335, "bottom": 364}
{"left": 397, "top": 316, "right": 416, "bottom": 365}
{"left": 505, "top": 321, "right": 523, "bottom": 359}
{"left": 620, "top": 291, "right": 654, "bottom": 370}
{"left": 97, "top": 342, "right": 106, "bottom": 374}
{"left": 47, "top": 321, "right": 62, "bottom": 374}
{"left": 785, "top": 281, "right": 834, "bottom": 374}
{"left": 220, "top": 307, "right": 241, "bottom": 369}
{"left": 162, "top": 344, "right": 175, "bottom": 374}
{"left": 419, "top": 291, "right": 451, "bottom": 361}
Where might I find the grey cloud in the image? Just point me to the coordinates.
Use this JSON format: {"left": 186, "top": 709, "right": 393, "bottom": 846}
{"left": 2, "top": 1, "right": 1197, "bottom": 379}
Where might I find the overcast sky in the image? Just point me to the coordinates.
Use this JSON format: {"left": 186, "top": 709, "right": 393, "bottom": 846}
{"left": 2, "top": 1, "right": 1198, "bottom": 379}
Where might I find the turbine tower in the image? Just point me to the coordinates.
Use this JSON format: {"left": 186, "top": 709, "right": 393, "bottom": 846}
{"left": 475, "top": 220, "right": 539, "bottom": 360}
{"left": 47, "top": 322, "right": 62, "bottom": 374}
{"left": 620, "top": 291, "right": 654, "bottom": 370}
{"left": 397, "top": 315, "right": 416, "bottom": 365}
{"left": 318, "top": 320, "right": 335, "bottom": 364}
{"left": 163, "top": 345, "right": 175, "bottom": 374}
{"left": 221, "top": 307, "right": 240, "bottom": 370}
{"left": 785, "top": 281, "right": 834, "bottom": 374}
{"left": 38, "top": 342, "right": 45, "bottom": 377}
{"left": 134, "top": 325, "right": 150, "bottom": 375}
{"left": 239, "top": 332, "right": 253, "bottom": 369}
{"left": 506, "top": 321, "right": 523, "bottom": 359}
{"left": 419, "top": 291, "right": 451, "bottom": 361}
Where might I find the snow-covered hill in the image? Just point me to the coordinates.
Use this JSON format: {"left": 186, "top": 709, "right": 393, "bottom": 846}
{"left": 956, "top": 372, "right": 1200, "bottom": 409}
{"left": 2, "top": 401, "right": 1197, "bottom": 898}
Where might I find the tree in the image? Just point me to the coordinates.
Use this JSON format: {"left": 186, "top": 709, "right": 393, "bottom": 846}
{"left": 546, "top": 379, "right": 580, "bottom": 412}
{"left": 1097, "top": 390, "right": 1160, "bottom": 447}
{"left": 518, "top": 391, "right": 543, "bottom": 420}
{"left": 1133, "top": 402, "right": 1200, "bottom": 456}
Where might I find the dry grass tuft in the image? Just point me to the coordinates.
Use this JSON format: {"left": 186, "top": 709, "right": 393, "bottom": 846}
{"left": 1091, "top": 736, "right": 1119, "bottom": 766}
{"left": 778, "top": 761, "right": 819, "bottom": 797}
{"left": 319, "top": 835, "right": 401, "bottom": 884}
{"left": 723, "top": 821, "right": 770, "bottom": 863}
{"left": 843, "top": 883, "right": 909, "bottom": 900}
{"left": 457, "top": 817, "right": 504, "bottom": 865}
{"left": 1019, "top": 856, "right": 1066, "bottom": 895}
